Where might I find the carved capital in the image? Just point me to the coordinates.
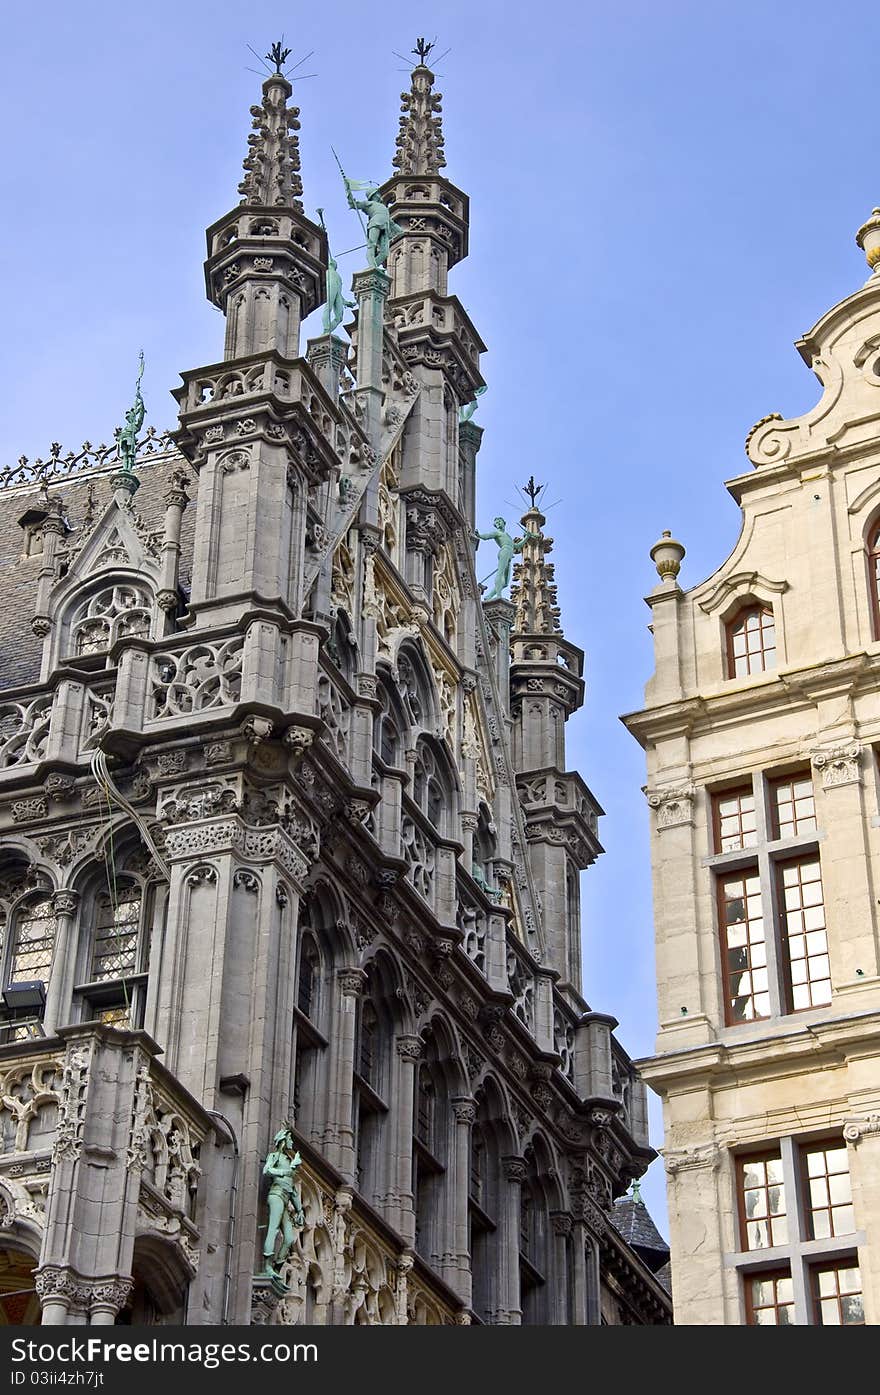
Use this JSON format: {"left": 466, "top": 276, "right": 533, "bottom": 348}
{"left": 338, "top": 968, "right": 366, "bottom": 998}
{"left": 283, "top": 725, "right": 315, "bottom": 754}
{"left": 502, "top": 1155, "right": 527, "bottom": 1184}
{"left": 51, "top": 889, "right": 80, "bottom": 918}
{"left": 550, "top": 1211, "right": 574, "bottom": 1238}
{"left": 664, "top": 1142, "right": 720, "bottom": 1175}
{"left": 396, "top": 1034, "right": 423, "bottom": 1064}
{"left": 843, "top": 1113, "right": 880, "bottom": 1145}
{"left": 644, "top": 784, "right": 695, "bottom": 829}
{"left": 44, "top": 772, "right": 76, "bottom": 803}
{"left": 811, "top": 743, "right": 862, "bottom": 789}
{"left": 451, "top": 1097, "right": 477, "bottom": 1126}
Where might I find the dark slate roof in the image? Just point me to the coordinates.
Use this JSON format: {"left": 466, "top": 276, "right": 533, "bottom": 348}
{"left": 611, "top": 1188, "right": 670, "bottom": 1273}
{"left": 654, "top": 1259, "right": 672, "bottom": 1294}
{"left": 0, "top": 453, "right": 196, "bottom": 693}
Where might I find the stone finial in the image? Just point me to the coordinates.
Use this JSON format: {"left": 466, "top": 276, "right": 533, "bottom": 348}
{"left": 239, "top": 70, "right": 303, "bottom": 210}
{"left": 650, "top": 531, "right": 685, "bottom": 584}
{"left": 856, "top": 208, "right": 880, "bottom": 272}
{"left": 392, "top": 46, "right": 446, "bottom": 177}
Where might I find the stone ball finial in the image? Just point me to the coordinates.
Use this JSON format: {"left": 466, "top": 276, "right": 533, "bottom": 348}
{"left": 855, "top": 208, "right": 880, "bottom": 272}
{"left": 650, "top": 530, "right": 685, "bottom": 584}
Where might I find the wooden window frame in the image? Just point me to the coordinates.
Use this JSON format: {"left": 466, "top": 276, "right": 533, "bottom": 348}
{"left": 867, "top": 518, "right": 880, "bottom": 642}
{"left": 736, "top": 1150, "right": 787, "bottom": 1252}
{"left": 712, "top": 784, "right": 758, "bottom": 855}
{"left": 776, "top": 855, "right": 831, "bottom": 1012}
{"left": 718, "top": 868, "right": 770, "bottom": 1025}
{"left": 800, "top": 1140, "right": 855, "bottom": 1242}
{"left": 725, "top": 603, "right": 776, "bottom": 680}
{"left": 811, "top": 1259, "right": 865, "bottom": 1326}
{"left": 744, "top": 1267, "right": 795, "bottom": 1325}
{"left": 770, "top": 771, "right": 817, "bottom": 842}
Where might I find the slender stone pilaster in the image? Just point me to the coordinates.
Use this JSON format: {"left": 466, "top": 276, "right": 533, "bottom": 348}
{"left": 307, "top": 333, "right": 348, "bottom": 399}
{"left": 352, "top": 269, "right": 390, "bottom": 446}
{"left": 43, "top": 891, "right": 79, "bottom": 1036}
{"left": 498, "top": 1156, "right": 525, "bottom": 1324}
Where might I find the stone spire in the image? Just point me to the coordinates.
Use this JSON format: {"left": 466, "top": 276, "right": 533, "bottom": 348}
{"left": 510, "top": 481, "right": 563, "bottom": 637}
{"left": 393, "top": 41, "right": 446, "bottom": 177}
{"left": 238, "top": 69, "right": 303, "bottom": 211}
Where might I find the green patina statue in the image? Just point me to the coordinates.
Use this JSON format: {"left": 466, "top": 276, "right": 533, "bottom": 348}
{"left": 344, "top": 179, "right": 403, "bottom": 269}
{"left": 459, "top": 385, "right": 487, "bottom": 424}
{"left": 114, "top": 352, "right": 145, "bottom": 473}
{"left": 317, "top": 208, "right": 356, "bottom": 334}
{"left": 262, "top": 1122, "right": 305, "bottom": 1276}
{"left": 477, "top": 517, "right": 524, "bottom": 601}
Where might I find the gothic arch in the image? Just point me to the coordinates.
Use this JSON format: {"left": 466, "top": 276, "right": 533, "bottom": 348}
{"left": 394, "top": 640, "right": 438, "bottom": 732}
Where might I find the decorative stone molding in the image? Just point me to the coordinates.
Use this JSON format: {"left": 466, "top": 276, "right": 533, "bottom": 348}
{"left": 204, "top": 741, "right": 233, "bottom": 767}
{"left": 11, "top": 797, "right": 48, "bottom": 825}
{"left": 44, "top": 773, "right": 76, "bottom": 803}
{"left": 240, "top": 715, "right": 273, "bottom": 746}
{"left": 644, "top": 784, "right": 695, "bottom": 830}
{"left": 664, "top": 1142, "right": 720, "bottom": 1175}
{"left": 185, "top": 865, "right": 217, "bottom": 888}
{"left": 843, "top": 1114, "right": 880, "bottom": 1144}
{"left": 811, "top": 743, "right": 862, "bottom": 789}
{"left": 396, "top": 1035, "right": 423, "bottom": 1064}
{"left": 338, "top": 968, "right": 366, "bottom": 999}
{"left": 52, "top": 1044, "right": 91, "bottom": 1164}
{"left": 550, "top": 1211, "right": 574, "bottom": 1238}
{"left": 251, "top": 1273, "right": 289, "bottom": 1325}
{"left": 233, "top": 868, "right": 261, "bottom": 894}
{"left": 164, "top": 817, "right": 311, "bottom": 884}
{"left": 283, "top": 725, "right": 314, "bottom": 754}
{"left": 501, "top": 1156, "right": 527, "bottom": 1184}
{"left": 451, "top": 1098, "right": 477, "bottom": 1126}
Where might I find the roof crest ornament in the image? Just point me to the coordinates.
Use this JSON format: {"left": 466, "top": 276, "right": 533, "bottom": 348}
{"left": 392, "top": 36, "right": 447, "bottom": 177}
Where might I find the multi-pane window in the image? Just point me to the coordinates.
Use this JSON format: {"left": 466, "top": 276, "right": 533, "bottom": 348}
{"left": 91, "top": 888, "right": 140, "bottom": 981}
{"left": 726, "top": 604, "right": 776, "bottom": 678}
{"left": 771, "top": 774, "right": 816, "bottom": 840}
{"left": 802, "top": 1143, "right": 854, "bottom": 1239}
{"left": 745, "top": 1270, "right": 795, "bottom": 1326}
{"left": 778, "top": 858, "right": 831, "bottom": 1010}
{"left": 812, "top": 1263, "right": 865, "bottom": 1326}
{"left": 713, "top": 787, "right": 757, "bottom": 853}
{"left": 718, "top": 871, "right": 769, "bottom": 1022}
{"left": 867, "top": 520, "right": 880, "bottom": 639}
{"left": 9, "top": 897, "right": 56, "bottom": 983}
{"left": 735, "top": 1134, "right": 861, "bottom": 1325}
{"left": 738, "top": 1154, "right": 787, "bottom": 1249}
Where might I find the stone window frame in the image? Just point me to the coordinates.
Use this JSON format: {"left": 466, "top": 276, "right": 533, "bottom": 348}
{"left": 0, "top": 890, "right": 58, "bottom": 1041}
{"left": 72, "top": 872, "right": 155, "bottom": 1030}
{"left": 704, "top": 766, "right": 829, "bottom": 1027}
{"left": 863, "top": 510, "right": 880, "bottom": 643}
{"left": 727, "top": 1132, "right": 866, "bottom": 1326}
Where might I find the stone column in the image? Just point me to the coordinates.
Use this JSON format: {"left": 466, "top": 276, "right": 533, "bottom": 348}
{"left": 446, "top": 1098, "right": 477, "bottom": 1307}
{"left": 321, "top": 969, "right": 365, "bottom": 1178}
{"left": 352, "top": 269, "right": 390, "bottom": 446}
{"left": 458, "top": 420, "right": 482, "bottom": 532}
{"left": 156, "top": 472, "right": 190, "bottom": 630}
{"left": 549, "top": 1212, "right": 574, "bottom": 1323}
{"left": 391, "top": 1035, "right": 421, "bottom": 1246}
{"left": 307, "top": 334, "right": 347, "bottom": 399}
{"left": 43, "top": 890, "right": 80, "bottom": 1036}
{"left": 498, "top": 1156, "right": 525, "bottom": 1324}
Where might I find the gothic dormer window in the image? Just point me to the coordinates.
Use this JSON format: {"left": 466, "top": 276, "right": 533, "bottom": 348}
{"left": 67, "top": 584, "right": 153, "bottom": 661}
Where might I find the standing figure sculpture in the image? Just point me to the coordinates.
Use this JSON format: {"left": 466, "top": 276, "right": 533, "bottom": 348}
{"left": 344, "top": 179, "right": 403, "bottom": 269}
{"left": 317, "top": 208, "right": 356, "bottom": 334}
{"left": 477, "top": 517, "right": 524, "bottom": 601}
{"left": 262, "top": 1123, "right": 305, "bottom": 1276}
{"left": 114, "top": 352, "right": 146, "bottom": 473}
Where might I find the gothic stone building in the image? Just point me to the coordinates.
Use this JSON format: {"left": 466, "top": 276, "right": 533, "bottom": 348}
{"left": 624, "top": 213, "right": 880, "bottom": 1325}
{"left": 0, "top": 57, "right": 670, "bottom": 1326}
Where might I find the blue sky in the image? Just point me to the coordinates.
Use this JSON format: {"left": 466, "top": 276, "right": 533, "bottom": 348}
{"left": 2, "top": 1, "right": 877, "bottom": 1233}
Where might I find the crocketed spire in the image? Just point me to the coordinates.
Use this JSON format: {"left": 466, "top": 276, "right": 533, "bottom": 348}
{"left": 239, "top": 69, "right": 303, "bottom": 210}
{"left": 392, "top": 40, "right": 446, "bottom": 177}
{"left": 510, "top": 480, "right": 562, "bottom": 636}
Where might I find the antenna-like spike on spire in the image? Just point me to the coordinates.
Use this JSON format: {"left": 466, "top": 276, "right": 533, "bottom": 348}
{"left": 392, "top": 42, "right": 446, "bottom": 177}
{"left": 238, "top": 64, "right": 303, "bottom": 210}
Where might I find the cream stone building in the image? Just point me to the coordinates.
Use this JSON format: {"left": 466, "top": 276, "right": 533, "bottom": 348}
{"left": 624, "top": 212, "right": 880, "bottom": 1326}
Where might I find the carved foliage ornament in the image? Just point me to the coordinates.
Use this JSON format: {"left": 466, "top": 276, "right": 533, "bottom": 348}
{"left": 644, "top": 784, "right": 695, "bottom": 829}
{"left": 811, "top": 743, "right": 861, "bottom": 789}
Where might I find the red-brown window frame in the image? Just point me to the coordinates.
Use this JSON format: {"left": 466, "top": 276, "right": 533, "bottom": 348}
{"left": 799, "top": 1138, "right": 855, "bottom": 1242}
{"left": 725, "top": 603, "right": 776, "bottom": 679}
{"left": 776, "top": 855, "right": 831, "bottom": 1013}
{"left": 718, "top": 868, "right": 770, "bottom": 1025}
{"left": 711, "top": 784, "right": 757, "bottom": 855}
{"left": 811, "top": 1258, "right": 866, "bottom": 1326}
{"left": 743, "top": 1267, "right": 795, "bottom": 1325}
{"left": 735, "top": 1150, "right": 787, "bottom": 1252}
{"left": 770, "top": 770, "right": 817, "bottom": 841}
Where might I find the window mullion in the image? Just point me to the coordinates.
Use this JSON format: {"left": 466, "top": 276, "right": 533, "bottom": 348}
{"left": 780, "top": 1135, "right": 812, "bottom": 1325}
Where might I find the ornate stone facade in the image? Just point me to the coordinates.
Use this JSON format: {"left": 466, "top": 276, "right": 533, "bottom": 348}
{"left": 0, "top": 51, "right": 668, "bottom": 1328}
{"left": 624, "top": 216, "right": 880, "bottom": 1326}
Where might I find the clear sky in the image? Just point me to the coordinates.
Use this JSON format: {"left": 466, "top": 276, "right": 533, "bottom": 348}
{"left": 2, "top": 0, "right": 877, "bottom": 1234}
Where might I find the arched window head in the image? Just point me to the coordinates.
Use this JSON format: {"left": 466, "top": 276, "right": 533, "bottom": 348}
{"left": 327, "top": 611, "right": 357, "bottom": 682}
{"left": 68, "top": 584, "right": 152, "bottom": 659}
{"left": 867, "top": 518, "right": 880, "bottom": 640}
{"left": 412, "top": 739, "right": 452, "bottom": 833}
{"left": 726, "top": 603, "right": 776, "bottom": 678}
{"left": 373, "top": 673, "right": 404, "bottom": 768}
{"left": 75, "top": 874, "right": 150, "bottom": 1028}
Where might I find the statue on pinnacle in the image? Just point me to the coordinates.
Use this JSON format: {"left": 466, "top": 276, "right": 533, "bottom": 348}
{"left": 477, "top": 517, "right": 525, "bottom": 601}
{"left": 114, "top": 352, "right": 145, "bottom": 474}
{"left": 317, "top": 209, "right": 356, "bottom": 333}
